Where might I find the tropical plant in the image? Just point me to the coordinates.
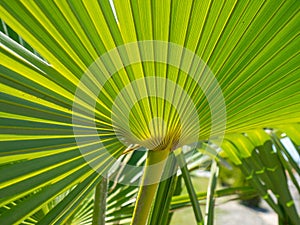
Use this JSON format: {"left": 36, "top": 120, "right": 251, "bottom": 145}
{"left": 0, "top": 1, "right": 299, "bottom": 225}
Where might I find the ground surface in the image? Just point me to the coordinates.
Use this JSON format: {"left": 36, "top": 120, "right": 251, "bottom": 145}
{"left": 170, "top": 175, "right": 299, "bottom": 225}
{"left": 214, "top": 199, "right": 277, "bottom": 225}
{"left": 170, "top": 198, "right": 278, "bottom": 225}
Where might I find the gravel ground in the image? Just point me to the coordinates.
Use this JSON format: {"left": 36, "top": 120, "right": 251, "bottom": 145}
{"left": 171, "top": 199, "right": 282, "bottom": 225}
{"left": 215, "top": 176, "right": 300, "bottom": 225}
{"left": 214, "top": 199, "right": 277, "bottom": 225}
{"left": 171, "top": 176, "right": 299, "bottom": 225}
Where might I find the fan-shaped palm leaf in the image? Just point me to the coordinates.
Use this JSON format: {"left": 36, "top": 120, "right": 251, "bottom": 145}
{"left": 0, "top": 0, "right": 299, "bottom": 224}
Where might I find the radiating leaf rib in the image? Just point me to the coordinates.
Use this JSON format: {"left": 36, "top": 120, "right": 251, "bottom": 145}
{"left": 37, "top": 175, "right": 101, "bottom": 225}
{"left": 83, "top": 0, "right": 118, "bottom": 50}
{"left": 0, "top": 148, "right": 118, "bottom": 221}
{"left": 0, "top": 0, "right": 299, "bottom": 224}
{"left": 0, "top": 168, "right": 98, "bottom": 225}
{"left": 0, "top": 1, "right": 80, "bottom": 79}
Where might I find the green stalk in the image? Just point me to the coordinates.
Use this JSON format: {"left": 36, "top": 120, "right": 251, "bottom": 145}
{"left": 159, "top": 175, "right": 178, "bottom": 225}
{"left": 204, "top": 161, "right": 219, "bottom": 225}
{"left": 148, "top": 153, "right": 178, "bottom": 225}
{"left": 131, "top": 149, "right": 170, "bottom": 225}
{"left": 92, "top": 177, "right": 108, "bottom": 225}
{"left": 175, "top": 150, "right": 204, "bottom": 225}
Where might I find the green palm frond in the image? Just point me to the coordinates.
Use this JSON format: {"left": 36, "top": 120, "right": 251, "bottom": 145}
{"left": 221, "top": 130, "right": 299, "bottom": 224}
{"left": 0, "top": 0, "right": 300, "bottom": 224}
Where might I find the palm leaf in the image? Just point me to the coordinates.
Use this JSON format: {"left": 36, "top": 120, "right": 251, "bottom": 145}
{"left": 221, "top": 130, "right": 299, "bottom": 224}
{"left": 0, "top": 0, "right": 300, "bottom": 224}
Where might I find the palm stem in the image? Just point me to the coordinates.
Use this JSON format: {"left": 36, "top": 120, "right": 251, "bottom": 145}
{"left": 148, "top": 153, "right": 178, "bottom": 225}
{"left": 92, "top": 177, "right": 108, "bottom": 225}
{"left": 204, "top": 161, "right": 219, "bottom": 225}
{"left": 131, "top": 149, "right": 170, "bottom": 225}
{"left": 176, "top": 150, "right": 204, "bottom": 225}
